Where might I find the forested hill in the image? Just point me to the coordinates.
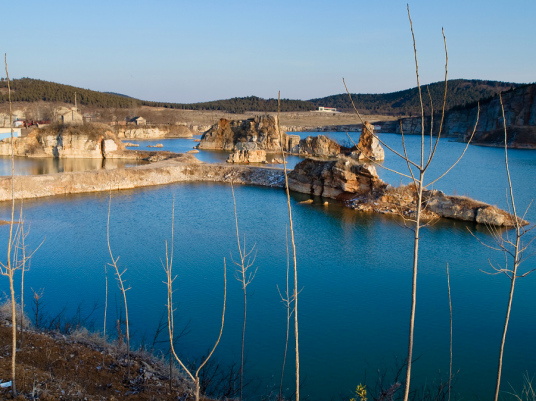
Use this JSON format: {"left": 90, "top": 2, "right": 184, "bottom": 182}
{"left": 142, "top": 96, "right": 316, "bottom": 113}
{"left": 0, "top": 77, "right": 522, "bottom": 116}
{"left": 0, "top": 78, "right": 315, "bottom": 113}
{"left": 309, "top": 79, "right": 520, "bottom": 116}
{"left": 0, "top": 78, "right": 139, "bottom": 108}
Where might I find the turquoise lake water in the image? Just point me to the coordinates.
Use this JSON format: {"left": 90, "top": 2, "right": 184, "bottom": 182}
{"left": 0, "top": 133, "right": 535, "bottom": 400}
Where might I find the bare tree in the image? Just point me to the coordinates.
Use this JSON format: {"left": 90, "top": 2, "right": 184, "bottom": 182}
{"left": 343, "top": 7, "right": 478, "bottom": 399}
{"left": 165, "top": 195, "right": 227, "bottom": 401}
{"left": 277, "top": 92, "right": 300, "bottom": 401}
{"left": 0, "top": 54, "right": 20, "bottom": 396}
{"left": 447, "top": 263, "right": 453, "bottom": 401}
{"left": 103, "top": 264, "right": 108, "bottom": 339}
{"left": 230, "top": 182, "right": 258, "bottom": 401}
{"left": 107, "top": 192, "right": 131, "bottom": 377}
{"left": 470, "top": 94, "right": 535, "bottom": 401}
{"left": 277, "top": 225, "right": 294, "bottom": 401}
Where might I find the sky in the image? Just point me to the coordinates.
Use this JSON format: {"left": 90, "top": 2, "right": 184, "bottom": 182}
{"left": 3, "top": 0, "right": 535, "bottom": 103}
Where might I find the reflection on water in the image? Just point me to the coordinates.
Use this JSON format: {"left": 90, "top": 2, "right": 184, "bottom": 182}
{"left": 0, "top": 156, "right": 146, "bottom": 176}
{"left": 0, "top": 133, "right": 535, "bottom": 399}
{"left": 124, "top": 137, "right": 307, "bottom": 168}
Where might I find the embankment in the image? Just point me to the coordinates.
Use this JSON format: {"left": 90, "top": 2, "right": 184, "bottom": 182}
{"left": 0, "top": 155, "right": 523, "bottom": 227}
{"left": 0, "top": 155, "right": 285, "bottom": 202}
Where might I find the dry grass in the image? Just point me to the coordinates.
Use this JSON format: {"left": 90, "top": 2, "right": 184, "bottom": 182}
{"left": 137, "top": 107, "right": 396, "bottom": 128}
{"left": 0, "top": 320, "right": 199, "bottom": 400}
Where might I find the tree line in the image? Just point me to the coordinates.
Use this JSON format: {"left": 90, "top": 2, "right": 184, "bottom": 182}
{"left": 309, "top": 79, "right": 520, "bottom": 116}
{"left": 0, "top": 77, "right": 522, "bottom": 116}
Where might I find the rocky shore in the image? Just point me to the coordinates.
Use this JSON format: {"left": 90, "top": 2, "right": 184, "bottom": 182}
{"left": 0, "top": 118, "right": 524, "bottom": 227}
{"left": 0, "top": 154, "right": 523, "bottom": 227}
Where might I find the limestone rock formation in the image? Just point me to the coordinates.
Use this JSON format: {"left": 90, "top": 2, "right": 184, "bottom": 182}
{"left": 227, "top": 149, "right": 267, "bottom": 164}
{"left": 288, "top": 157, "right": 382, "bottom": 199}
{"left": 117, "top": 124, "right": 194, "bottom": 139}
{"left": 352, "top": 122, "right": 384, "bottom": 161}
{"left": 296, "top": 135, "right": 347, "bottom": 157}
{"left": 198, "top": 115, "right": 291, "bottom": 152}
{"left": 0, "top": 123, "right": 125, "bottom": 159}
{"left": 343, "top": 185, "right": 525, "bottom": 227}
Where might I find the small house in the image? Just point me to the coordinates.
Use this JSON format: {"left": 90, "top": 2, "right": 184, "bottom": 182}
{"left": 127, "top": 116, "right": 146, "bottom": 125}
{"left": 317, "top": 107, "right": 338, "bottom": 112}
{"left": 61, "top": 108, "right": 83, "bottom": 124}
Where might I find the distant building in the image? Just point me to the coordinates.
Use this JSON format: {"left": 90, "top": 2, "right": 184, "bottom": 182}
{"left": 61, "top": 108, "right": 83, "bottom": 124}
{"left": 127, "top": 116, "right": 146, "bottom": 125}
{"left": 317, "top": 107, "right": 338, "bottom": 112}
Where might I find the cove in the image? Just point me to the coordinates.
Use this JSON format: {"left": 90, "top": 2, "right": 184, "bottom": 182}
{"left": 0, "top": 133, "right": 535, "bottom": 400}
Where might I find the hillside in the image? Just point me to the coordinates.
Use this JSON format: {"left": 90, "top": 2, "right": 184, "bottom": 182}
{"left": 0, "top": 78, "right": 139, "bottom": 108}
{"left": 377, "top": 83, "right": 536, "bottom": 148}
{"left": 0, "top": 79, "right": 315, "bottom": 113}
{"left": 309, "top": 79, "right": 520, "bottom": 116}
{"left": 0, "top": 78, "right": 523, "bottom": 116}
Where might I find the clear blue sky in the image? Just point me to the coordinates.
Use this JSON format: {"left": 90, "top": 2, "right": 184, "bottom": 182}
{"left": 4, "top": 0, "right": 535, "bottom": 103}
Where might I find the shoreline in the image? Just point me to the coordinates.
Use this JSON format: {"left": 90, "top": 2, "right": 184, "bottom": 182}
{"left": 0, "top": 156, "right": 286, "bottom": 203}
{"left": 0, "top": 155, "right": 524, "bottom": 227}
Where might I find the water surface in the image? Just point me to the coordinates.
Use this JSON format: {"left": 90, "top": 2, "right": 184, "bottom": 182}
{"left": 0, "top": 133, "right": 535, "bottom": 400}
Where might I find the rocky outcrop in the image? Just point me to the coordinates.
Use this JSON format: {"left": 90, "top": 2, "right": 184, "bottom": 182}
{"left": 117, "top": 124, "right": 194, "bottom": 139}
{"left": 288, "top": 157, "right": 383, "bottom": 199}
{"left": 417, "top": 189, "right": 519, "bottom": 226}
{"left": 198, "top": 115, "right": 291, "bottom": 152}
{"left": 199, "top": 116, "right": 386, "bottom": 160}
{"left": 227, "top": 149, "right": 267, "bottom": 163}
{"left": 378, "top": 84, "right": 536, "bottom": 148}
{"left": 345, "top": 185, "right": 525, "bottom": 227}
{"left": 0, "top": 123, "right": 126, "bottom": 159}
{"left": 352, "top": 122, "right": 384, "bottom": 161}
{"left": 287, "top": 157, "right": 523, "bottom": 226}
{"left": 296, "top": 135, "right": 347, "bottom": 157}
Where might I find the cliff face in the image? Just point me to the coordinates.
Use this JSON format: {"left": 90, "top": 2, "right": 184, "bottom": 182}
{"left": 198, "top": 115, "right": 291, "bottom": 151}
{"left": 288, "top": 157, "right": 383, "bottom": 199}
{"left": 378, "top": 84, "right": 536, "bottom": 148}
{"left": 116, "top": 124, "right": 194, "bottom": 139}
{"left": 0, "top": 123, "right": 125, "bottom": 159}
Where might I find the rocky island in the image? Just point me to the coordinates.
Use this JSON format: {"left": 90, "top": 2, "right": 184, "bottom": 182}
{"left": 197, "top": 115, "right": 384, "bottom": 162}
{"left": 0, "top": 117, "right": 524, "bottom": 227}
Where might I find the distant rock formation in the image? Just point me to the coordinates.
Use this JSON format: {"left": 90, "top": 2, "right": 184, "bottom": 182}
{"left": 227, "top": 149, "right": 267, "bottom": 163}
{"left": 0, "top": 123, "right": 126, "bottom": 159}
{"left": 199, "top": 115, "right": 385, "bottom": 161}
{"left": 198, "top": 115, "right": 292, "bottom": 152}
{"left": 352, "top": 122, "right": 384, "bottom": 161}
{"left": 295, "top": 135, "right": 347, "bottom": 157}
{"left": 117, "top": 124, "right": 194, "bottom": 139}
{"left": 377, "top": 84, "right": 536, "bottom": 148}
